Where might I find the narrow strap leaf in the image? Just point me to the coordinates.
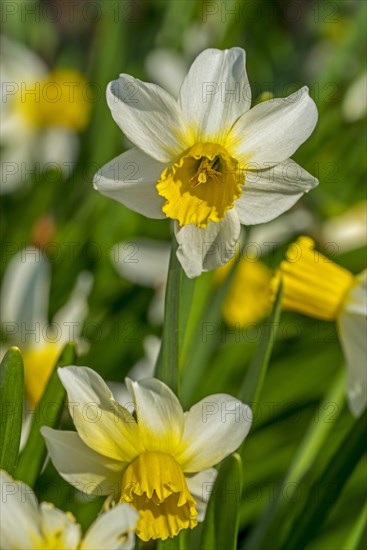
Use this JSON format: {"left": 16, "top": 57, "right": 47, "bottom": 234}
{"left": 282, "top": 406, "right": 367, "bottom": 550}
{"left": 200, "top": 453, "right": 243, "bottom": 550}
{"left": 15, "top": 342, "right": 76, "bottom": 487}
{"left": 238, "top": 281, "right": 282, "bottom": 405}
{"left": 0, "top": 347, "right": 24, "bottom": 475}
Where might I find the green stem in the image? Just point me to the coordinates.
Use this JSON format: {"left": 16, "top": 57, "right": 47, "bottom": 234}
{"left": 154, "top": 237, "right": 195, "bottom": 396}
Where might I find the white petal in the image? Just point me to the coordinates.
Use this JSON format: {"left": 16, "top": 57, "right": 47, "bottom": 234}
{"left": 185, "top": 468, "right": 218, "bottom": 522}
{"left": 107, "top": 75, "right": 188, "bottom": 162}
{"left": 144, "top": 48, "right": 188, "bottom": 99}
{"left": 81, "top": 504, "right": 138, "bottom": 550}
{"left": 177, "top": 395, "right": 252, "bottom": 472}
{"left": 174, "top": 209, "right": 241, "bottom": 278}
{"left": 41, "top": 428, "right": 124, "bottom": 496}
{"left": 52, "top": 271, "right": 93, "bottom": 344}
{"left": 111, "top": 238, "right": 170, "bottom": 287}
{"left": 179, "top": 48, "right": 250, "bottom": 142}
{"left": 338, "top": 271, "right": 367, "bottom": 417}
{"left": 38, "top": 127, "right": 79, "bottom": 166}
{"left": 93, "top": 148, "right": 166, "bottom": 219}
{"left": 235, "top": 159, "right": 318, "bottom": 225}
{"left": 229, "top": 86, "right": 318, "bottom": 166}
{"left": 0, "top": 35, "right": 46, "bottom": 84}
{"left": 344, "top": 270, "right": 367, "bottom": 316}
{"left": 57, "top": 366, "right": 141, "bottom": 462}
{"left": 128, "top": 335, "right": 160, "bottom": 381}
{"left": 40, "top": 503, "right": 81, "bottom": 549}
{"left": 0, "top": 141, "right": 33, "bottom": 195}
{"left": 0, "top": 470, "right": 41, "bottom": 549}
{"left": 125, "top": 377, "right": 185, "bottom": 452}
{"left": 1, "top": 246, "right": 50, "bottom": 331}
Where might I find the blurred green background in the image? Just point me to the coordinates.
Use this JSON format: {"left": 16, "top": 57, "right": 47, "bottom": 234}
{"left": 1, "top": 1, "right": 366, "bottom": 549}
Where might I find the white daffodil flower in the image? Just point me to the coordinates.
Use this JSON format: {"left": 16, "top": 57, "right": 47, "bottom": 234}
{"left": 42, "top": 366, "right": 252, "bottom": 541}
{"left": 0, "top": 246, "right": 93, "bottom": 411}
{"left": 0, "top": 470, "right": 138, "bottom": 549}
{"left": 0, "top": 36, "right": 90, "bottom": 194}
{"left": 94, "top": 47, "right": 318, "bottom": 278}
{"left": 278, "top": 236, "right": 367, "bottom": 417}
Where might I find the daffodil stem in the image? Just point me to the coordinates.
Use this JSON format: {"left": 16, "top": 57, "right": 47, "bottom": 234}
{"left": 155, "top": 237, "right": 195, "bottom": 396}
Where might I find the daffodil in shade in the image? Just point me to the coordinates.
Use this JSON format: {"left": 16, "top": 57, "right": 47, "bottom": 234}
{"left": 0, "top": 470, "right": 138, "bottom": 550}
{"left": 277, "top": 236, "right": 366, "bottom": 416}
{"left": 41, "top": 366, "right": 252, "bottom": 541}
{"left": 94, "top": 47, "right": 318, "bottom": 278}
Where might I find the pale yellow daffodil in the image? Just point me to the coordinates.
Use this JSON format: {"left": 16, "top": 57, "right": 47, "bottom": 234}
{"left": 42, "top": 367, "right": 252, "bottom": 541}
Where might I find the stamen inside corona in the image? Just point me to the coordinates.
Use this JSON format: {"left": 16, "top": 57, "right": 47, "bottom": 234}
{"left": 156, "top": 143, "right": 242, "bottom": 228}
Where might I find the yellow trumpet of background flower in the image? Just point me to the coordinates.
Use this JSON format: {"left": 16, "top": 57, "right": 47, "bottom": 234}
{"left": 276, "top": 236, "right": 366, "bottom": 416}
{"left": 215, "top": 255, "right": 273, "bottom": 326}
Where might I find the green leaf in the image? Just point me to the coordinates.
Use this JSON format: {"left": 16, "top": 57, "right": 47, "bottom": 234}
{"left": 0, "top": 347, "right": 24, "bottom": 475}
{"left": 281, "top": 406, "right": 367, "bottom": 550}
{"left": 341, "top": 502, "right": 367, "bottom": 550}
{"left": 244, "top": 368, "right": 345, "bottom": 550}
{"left": 155, "top": 238, "right": 195, "bottom": 396}
{"left": 180, "top": 264, "right": 236, "bottom": 409}
{"left": 200, "top": 453, "right": 243, "bottom": 550}
{"left": 15, "top": 342, "right": 77, "bottom": 487}
{"left": 156, "top": 530, "right": 187, "bottom": 550}
{"left": 239, "top": 281, "right": 282, "bottom": 405}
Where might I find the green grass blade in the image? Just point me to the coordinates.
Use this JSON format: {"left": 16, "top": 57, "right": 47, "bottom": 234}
{"left": 0, "top": 347, "right": 24, "bottom": 475}
{"left": 200, "top": 453, "right": 243, "bottom": 550}
{"left": 239, "top": 282, "right": 282, "bottom": 405}
{"left": 282, "top": 407, "right": 367, "bottom": 550}
{"left": 15, "top": 342, "right": 76, "bottom": 487}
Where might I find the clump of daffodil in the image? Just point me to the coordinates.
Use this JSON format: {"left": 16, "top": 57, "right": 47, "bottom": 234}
{"left": 1, "top": 36, "right": 91, "bottom": 193}
{"left": 215, "top": 254, "right": 273, "bottom": 326}
{"left": 0, "top": 470, "right": 138, "bottom": 550}
{"left": 94, "top": 47, "right": 318, "bottom": 278}
{"left": 276, "top": 236, "right": 366, "bottom": 416}
{"left": 42, "top": 367, "right": 252, "bottom": 541}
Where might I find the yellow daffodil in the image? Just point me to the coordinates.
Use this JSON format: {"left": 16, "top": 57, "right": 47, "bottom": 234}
{"left": 0, "top": 470, "right": 138, "bottom": 549}
{"left": 42, "top": 367, "right": 252, "bottom": 541}
{"left": 0, "top": 36, "right": 91, "bottom": 193}
{"left": 277, "top": 236, "right": 366, "bottom": 416}
{"left": 94, "top": 47, "right": 318, "bottom": 278}
{"left": 215, "top": 256, "right": 273, "bottom": 326}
